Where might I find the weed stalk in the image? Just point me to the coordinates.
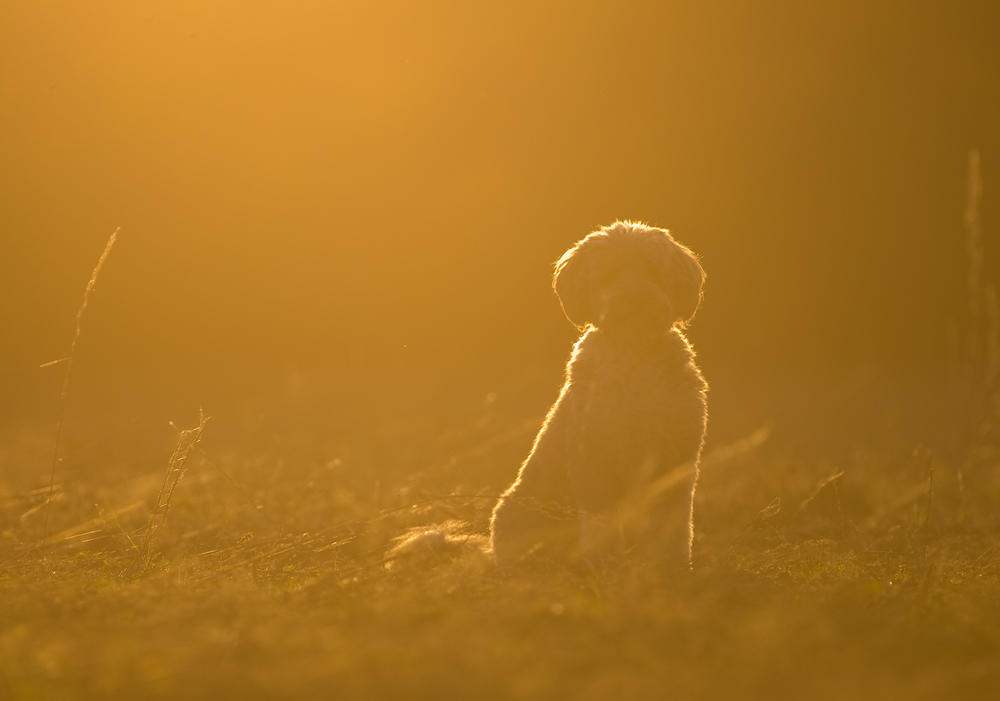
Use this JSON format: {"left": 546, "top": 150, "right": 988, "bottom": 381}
{"left": 41, "top": 228, "right": 120, "bottom": 547}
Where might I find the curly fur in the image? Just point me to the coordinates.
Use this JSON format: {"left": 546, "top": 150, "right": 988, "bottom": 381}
{"left": 489, "top": 221, "right": 707, "bottom": 569}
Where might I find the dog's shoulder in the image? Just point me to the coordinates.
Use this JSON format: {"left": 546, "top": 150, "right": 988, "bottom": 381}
{"left": 666, "top": 329, "right": 708, "bottom": 392}
{"left": 564, "top": 326, "right": 601, "bottom": 379}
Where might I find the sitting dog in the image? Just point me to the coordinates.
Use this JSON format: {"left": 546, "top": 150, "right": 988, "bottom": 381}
{"left": 489, "top": 221, "right": 707, "bottom": 569}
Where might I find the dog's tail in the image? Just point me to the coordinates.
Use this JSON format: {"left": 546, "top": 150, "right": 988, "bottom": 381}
{"left": 384, "top": 520, "right": 494, "bottom": 572}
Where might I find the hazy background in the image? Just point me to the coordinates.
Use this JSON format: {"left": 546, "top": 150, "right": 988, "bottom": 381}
{"left": 2, "top": 0, "right": 998, "bottom": 454}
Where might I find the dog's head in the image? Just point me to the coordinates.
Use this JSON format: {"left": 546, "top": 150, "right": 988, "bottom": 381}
{"left": 553, "top": 221, "right": 704, "bottom": 332}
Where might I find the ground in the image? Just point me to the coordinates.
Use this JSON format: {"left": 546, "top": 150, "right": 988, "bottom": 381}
{"left": 1, "top": 409, "right": 998, "bottom": 700}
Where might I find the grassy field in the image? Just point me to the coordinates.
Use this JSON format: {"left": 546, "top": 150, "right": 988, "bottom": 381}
{"left": 1, "top": 403, "right": 998, "bottom": 701}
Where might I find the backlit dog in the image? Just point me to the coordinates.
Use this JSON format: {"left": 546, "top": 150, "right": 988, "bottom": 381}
{"left": 489, "top": 221, "right": 707, "bottom": 569}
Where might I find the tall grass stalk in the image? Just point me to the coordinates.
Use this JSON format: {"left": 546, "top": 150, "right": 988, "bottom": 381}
{"left": 126, "top": 409, "right": 209, "bottom": 578}
{"left": 959, "top": 149, "right": 1000, "bottom": 526}
{"left": 41, "top": 228, "right": 120, "bottom": 546}
{"left": 965, "top": 150, "right": 984, "bottom": 372}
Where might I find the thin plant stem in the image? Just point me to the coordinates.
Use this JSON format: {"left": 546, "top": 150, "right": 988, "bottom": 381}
{"left": 41, "top": 227, "right": 121, "bottom": 547}
{"left": 129, "top": 409, "right": 209, "bottom": 578}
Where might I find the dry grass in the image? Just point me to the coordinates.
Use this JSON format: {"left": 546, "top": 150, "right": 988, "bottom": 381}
{"left": 1, "top": 411, "right": 998, "bottom": 701}
{"left": 41, "top": 227, "right": 120, "bottom": 545}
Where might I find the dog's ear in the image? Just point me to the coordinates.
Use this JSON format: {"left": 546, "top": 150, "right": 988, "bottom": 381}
{"left": 655, "top": 234, "right": 705, "bottom": 326}
{"left": 553, "top": 239, "right": 593, "bottom": 328}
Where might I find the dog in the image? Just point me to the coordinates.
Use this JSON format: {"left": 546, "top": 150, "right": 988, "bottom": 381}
{"left": 385, "top": 221, "right": 706, "bottom": 573}
{"left": 489, "top": 221, "right": 707, "bottom": 569}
